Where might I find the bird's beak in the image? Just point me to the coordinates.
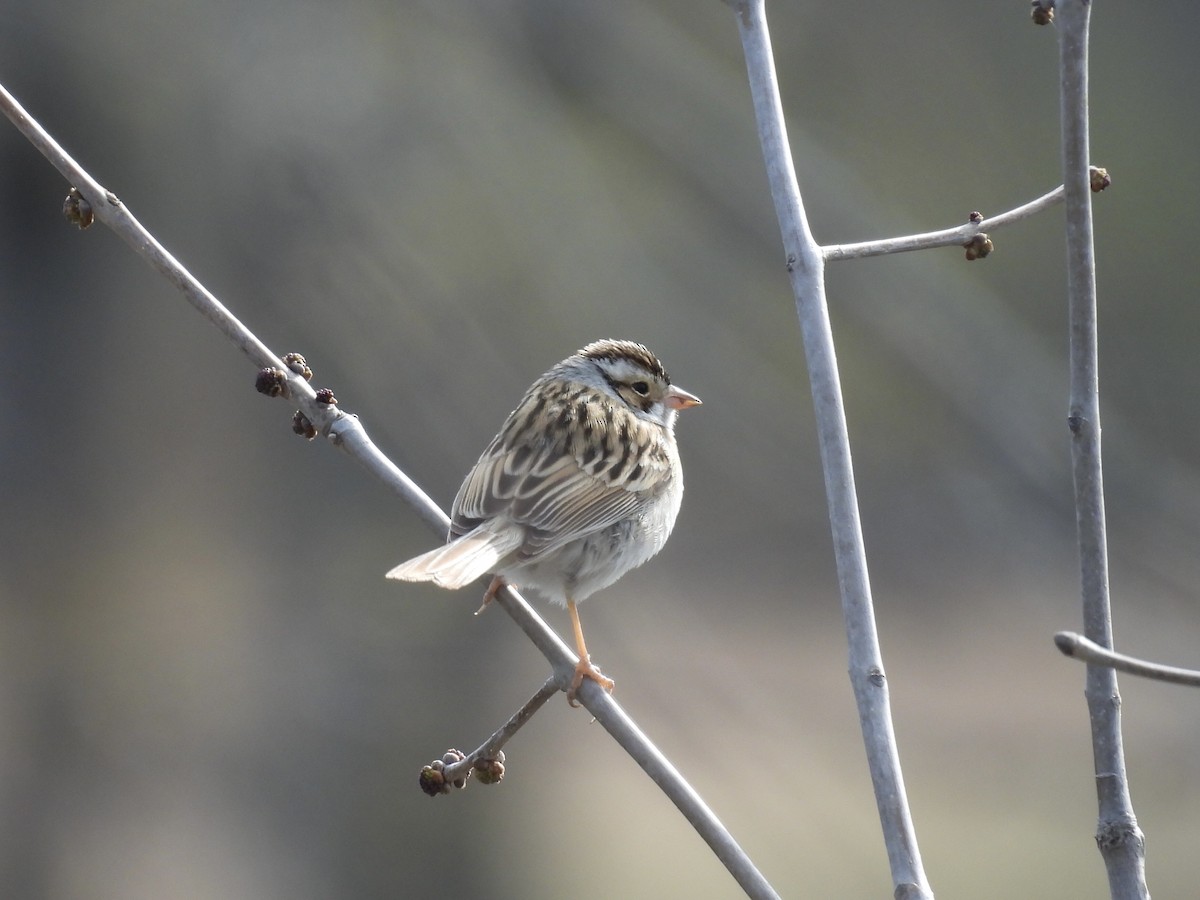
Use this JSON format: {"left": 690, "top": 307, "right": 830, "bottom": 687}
{"left": 665, "top": 385, "right": 702, "bottom": 410}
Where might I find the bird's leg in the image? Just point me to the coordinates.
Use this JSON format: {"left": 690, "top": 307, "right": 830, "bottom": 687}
{"left": 566, "top": 598, "right": 615, "bottom": 707}
{"left": 474, "top": 575, "right": 506, "bottom": 616}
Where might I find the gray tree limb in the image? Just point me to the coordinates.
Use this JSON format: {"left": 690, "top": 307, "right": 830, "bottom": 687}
{"left": 1054, "top": 2, "right": 1150, "bottom": 896}
{"left": 1055, "top": 633, "right": 1200, "bottom": 688}
{"left": 727, "top": 1, "right": 934, "bottom": 897}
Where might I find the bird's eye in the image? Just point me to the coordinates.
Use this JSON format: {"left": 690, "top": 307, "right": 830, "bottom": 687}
{"left": 631, "top": 381, "right": 650, "bottom": 396}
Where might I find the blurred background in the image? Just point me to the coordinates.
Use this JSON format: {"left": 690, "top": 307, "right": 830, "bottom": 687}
{"left": 3, "top": 1, "right": 1200, "bottom": 897}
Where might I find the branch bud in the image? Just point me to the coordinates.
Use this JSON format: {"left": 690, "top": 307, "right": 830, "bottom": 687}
{"left": 63, "top": 187, "right": 94, "bottom": 229}
{"left": 255, "top": 367, "right": 287, "bottom": 397}
{"left": 282, "top": 352, "right": 313, "bottom": 380}
{"left": 963, "top": 233, "right": 994, "bottom": 260}
{"left": 291, "top": 410, "right": 318, "bottom": 440}
{"left": 1030, "top": 1, "right": 1054, "bottom": 26}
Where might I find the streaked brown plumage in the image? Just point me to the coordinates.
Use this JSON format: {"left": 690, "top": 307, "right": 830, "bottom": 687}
{"left": 387, "top": 340, "right": 700, "bottom": 704}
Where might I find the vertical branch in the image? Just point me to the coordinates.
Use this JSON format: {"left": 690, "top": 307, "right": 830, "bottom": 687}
{"left": 728, "top": 2, "right": 932, "bottom": 897}
{"left": 1055, "top": 2, "right": 1150, "bottom": 897}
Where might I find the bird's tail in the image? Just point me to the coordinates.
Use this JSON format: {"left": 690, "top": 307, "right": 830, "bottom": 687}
{"left": 385, "top": 519, "right": 523, "bottom": 590}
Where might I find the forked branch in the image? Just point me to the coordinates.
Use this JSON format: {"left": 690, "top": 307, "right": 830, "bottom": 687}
{"left": 728, "top": 1, "right": 933, "bottom": 897}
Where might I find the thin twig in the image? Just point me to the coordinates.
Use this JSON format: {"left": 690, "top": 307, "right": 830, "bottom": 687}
{"left": 1, "top": 79, "right": 779, "bottom": 900}
{"left": 1055, "top": 1, "right": 1150, "bottom": 896}
{"left": 823, "top": 184, "right": 1065, "bottom": 261}
{"left": 728, "top": 1, "right": 932, "bottom": 897}
{"left": 1054, "top": 633, "right": 1200, "bottom": 687}
{"left": 441, "top": 676, "right": 560, "bottom": 784}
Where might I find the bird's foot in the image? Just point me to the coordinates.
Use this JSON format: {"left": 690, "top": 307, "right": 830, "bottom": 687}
{"left": 474, "top": 576, "right": 506, "bottom": 616}
{"left": 567, "top": 657, "right": 615, "bottom": 707}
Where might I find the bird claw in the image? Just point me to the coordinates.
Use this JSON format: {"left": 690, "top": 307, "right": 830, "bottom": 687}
{"left": 566, "top": 657, "right": 615, "bottom": 707}
{"left": 474, "top": 576, "right": 506, "bottom": 616}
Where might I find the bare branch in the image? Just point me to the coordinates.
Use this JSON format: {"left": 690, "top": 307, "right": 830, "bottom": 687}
{"left": 1, "top": 79, "right": 779, "bottom": 900}
{"left": 439, "top": 676, "right": 559, "bottom": 785}
{"left": 1055, "top": 1, "right": 1150, "bottom": 895}
{"left": 823, "top": 183, "right": 1067, "bottom": 261}
{"left": 0, "top": 83, "right": 284, "bottom": 374}
{"left": 419, "top": 677, "right": 560, "bottom": 796}
{"left": 1055, "top": 633, "right": 1200, "bottom": 687}
{"left": 728, "top": 1, "right": 932, "bottom": 897}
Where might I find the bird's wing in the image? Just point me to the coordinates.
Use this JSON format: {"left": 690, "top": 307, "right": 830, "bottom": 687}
{"left": 451, "top": 389, "right": 674, "bottom": 561}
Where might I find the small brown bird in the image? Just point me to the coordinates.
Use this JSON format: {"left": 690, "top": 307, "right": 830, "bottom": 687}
{"left": 386, "top": 340, "right": 700, "bottom": 705}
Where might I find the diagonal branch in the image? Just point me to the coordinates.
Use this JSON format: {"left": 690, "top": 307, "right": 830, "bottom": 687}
{"left": 3, "top": 85, "right": 280, "bottom": 373}
{"left": 0, "top": 79, "right": 779, "bottom": 900}
{"left": 440, "top": 676, "right": 559, "bottom": 785}
{"left": 727, "top": 1, "right": 933, "bottom": 897}
{"left": 419, "top": 676, "right": 560, "bottom": 796}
